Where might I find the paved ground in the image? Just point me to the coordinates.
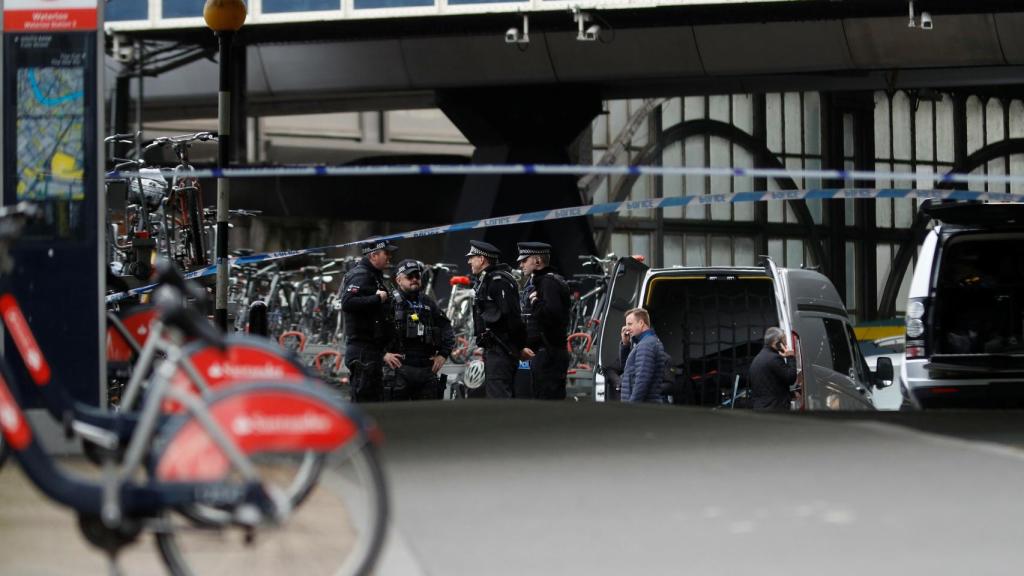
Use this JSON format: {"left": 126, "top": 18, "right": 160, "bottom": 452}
{"left": 3, "top": 403, "right": 1024, "bottom": 575}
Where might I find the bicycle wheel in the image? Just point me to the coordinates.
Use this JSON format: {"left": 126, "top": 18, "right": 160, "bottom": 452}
{"left": 175, "top": 451, "right": 325, "bottom": 527}
{"left": 156, "top": 442, "right": 388, "bottom": 576}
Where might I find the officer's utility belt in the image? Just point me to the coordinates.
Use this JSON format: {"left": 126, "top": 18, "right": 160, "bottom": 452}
{"left": 480, "top": 330, "right": 516, "bottom": 357}
{"left": 399, "top": 355, "right": 435, "bottom": 368}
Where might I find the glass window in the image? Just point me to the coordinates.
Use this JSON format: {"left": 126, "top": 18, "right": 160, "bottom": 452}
{"left": 784, "top": 92, "right": 802, "bottom": 154}
{"left": 710, "top": 236, "right": 731, "bottom": 266}
{"left": 891, "top": 91, "right": 911, "bottom": 161}
{"left": 709, "top": 95, "right": 730, "bottom": 123}
{"left": 266, "top": 0, "right": 341, "bottom": 11}
{"left": 662, "top": 142, "right": 683, "bottom": 219}
{"left": 662, "top": 98, "right": 682, "bottom": 128}
{"left": 611, "top": 233, "right": 629, "bottom": 260}
{"left": 734, "top": 238, "right": 755, "bottom": 266}
{"left": 664, "top": 235, "right": 683, "bottom": 267}
{"left": 768, "top": 239, "right": 784, "bottom": 265}
{"left": 686, "top": 235, "right": 706, "bottom": 267}
{"left": 966, "top": 96, "right": 985, "bottom": 155}
{"left": 803, "top": 92, "right": 821, "bottom": 156}
{"left": 163, "top": 0, "right": 204, "bottom": 18}
{"left": 631, "top": 233, "right": 651, "bottom": 262}
{"left": 823, "top": 318, "right": 854, "bottom": 377}
{"left": 766, "top": 93, "right": 782, "bottom": 154}
{"left": 915, "top": 100, "right": 934, "bottom": 162}
{"left": 107, "top": 0, "right": 147, "bottom": 20}
{"left": 684, "top": 96, "right": 705, "bottom": 121}
{"left": 684, "top": 135, "right": 705, "bottom": 220}
{"left": 874, "top": 92, "right": 891, "bottom": 159}
{"left": 786, "top": 239, "right": 804, "bottom": 268}
{"left": 709, "top": 135, "right": 730, "bottom": 221}
{"left": 936, "top": 95, "right": 955, "bottom": 163}
{"left": 845, "top": 242, "right": 857, "bottom": 315}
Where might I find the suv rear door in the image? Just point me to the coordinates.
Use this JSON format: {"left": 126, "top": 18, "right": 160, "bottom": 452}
{"left": 595, "top": 257, "right": 649, "bottom": 393}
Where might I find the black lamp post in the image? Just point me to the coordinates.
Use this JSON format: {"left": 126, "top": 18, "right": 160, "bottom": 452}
{"left": 204, "top": 0, "right": 246, "bottom": 330}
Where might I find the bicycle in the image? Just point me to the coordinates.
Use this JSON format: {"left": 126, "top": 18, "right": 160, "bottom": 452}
{"left": 0, "top": 203, "right": 390, "bottom": 575}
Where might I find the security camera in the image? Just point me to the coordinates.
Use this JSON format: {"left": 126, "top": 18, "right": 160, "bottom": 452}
{"left": 573, "top": 8, "right": 600, "bottom": 41}
{"left": 504, "top": 14, "right": 529, "bottom": 44}
{"left": 581, "top": 23, "right": 601, "bottom": 41}
{"left": 112, "top": 35, "right": 135, "bottom": 63}
{"left": 920, "top": 11, "right": 933, "bottom": 29}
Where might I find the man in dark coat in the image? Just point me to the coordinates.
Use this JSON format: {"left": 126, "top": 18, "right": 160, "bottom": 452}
{"left": 467, "top": 240, "right": 526, "bottom": 399}
{"left": 340, "top": 238, "right": 397, "bottom": 402}
{"left": 749, "top": 326, "right": 797, "bottom": 410}
{"left": 518, "top": 241, "right": 571, "bottom": 400}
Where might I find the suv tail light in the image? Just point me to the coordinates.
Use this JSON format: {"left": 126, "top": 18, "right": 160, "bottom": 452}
{"left": 905, "top": 297, "right": 929, "bottom": 359}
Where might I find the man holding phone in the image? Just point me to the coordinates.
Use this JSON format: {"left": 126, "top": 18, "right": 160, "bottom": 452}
{"left": 619, "top": 308, "right": 668, "bottom": 404}
{"left": 749, "top": 326, "right": 797, "bottom": 410}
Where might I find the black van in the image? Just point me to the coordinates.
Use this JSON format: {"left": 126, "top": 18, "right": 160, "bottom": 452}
{"left": 593, "top": 257, "right": 892, "bottom": 410}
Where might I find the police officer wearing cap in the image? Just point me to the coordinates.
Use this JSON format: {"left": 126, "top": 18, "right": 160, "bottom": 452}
{"left": 466, "top": 240, "right": 526, "bottom": 399}
{"left": 340, "top": 239, "right": 398, "bottom": 402}
{"left": 383, "top": 259, "right": 455, "bottom": 400}
{"left": 518, "top": 242, "right": 572, "bottom": 400}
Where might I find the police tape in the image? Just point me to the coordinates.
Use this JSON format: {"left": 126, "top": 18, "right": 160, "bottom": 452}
{"left": 105, "top": 185, "right": 1018, "bottom": 304}
{"left": 107, "top": 162, "right": 1024, "bottom": 186}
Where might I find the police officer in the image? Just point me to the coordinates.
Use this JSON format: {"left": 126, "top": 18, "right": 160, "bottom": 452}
{"left": 383, "top": 259, "right": 455, "bottom": 400}
{"left": 518, "top": 242, "right": 572, "bottom": 400}
{"left": 466, "top": 240, "right": 526, "bottom": 399}
{"left": 340, "top": 238, "right": 397, "bottom": 402}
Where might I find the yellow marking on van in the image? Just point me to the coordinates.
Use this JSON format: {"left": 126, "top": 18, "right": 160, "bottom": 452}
{"left": 644, "top": 274, "right": 771, "bottom": 305}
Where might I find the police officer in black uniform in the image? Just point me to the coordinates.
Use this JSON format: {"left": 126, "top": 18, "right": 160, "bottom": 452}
{"left": 340, "top": 238, "right": 397, "bottom": 403}
{"left": 383, "top": 259, "right": 455, "bottom": 400}
{"left": 518, "top": 242, "right": 572, "bottom": 400}
{"left": 466, "top": 240, "right": 526, "bottom": 399}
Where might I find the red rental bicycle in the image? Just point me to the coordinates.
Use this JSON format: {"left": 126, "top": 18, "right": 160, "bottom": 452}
{"left": 0, "top": 203, "right": 389, "bottom": 576}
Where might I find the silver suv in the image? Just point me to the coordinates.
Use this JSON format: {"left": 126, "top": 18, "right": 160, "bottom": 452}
{"left": 902, "top": 201, "right": 1024, "bottom": 408}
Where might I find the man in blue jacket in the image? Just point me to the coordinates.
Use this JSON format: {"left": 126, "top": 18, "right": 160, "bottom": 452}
{"left": 619, "top": 308, "right": 667, "bottom": 403}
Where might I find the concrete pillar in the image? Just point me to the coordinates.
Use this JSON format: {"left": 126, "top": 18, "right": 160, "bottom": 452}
{"left": 438, "top": 86, "right": 601, "bottom": 273}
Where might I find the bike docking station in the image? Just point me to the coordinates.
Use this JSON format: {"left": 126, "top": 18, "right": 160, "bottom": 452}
{"left": 1, "top": 0, "right": 104, "bottom": 452}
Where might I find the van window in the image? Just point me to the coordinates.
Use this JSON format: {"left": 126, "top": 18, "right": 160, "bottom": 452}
{"left": 934, "top": 233, "right": 1024, "bottom": 355}
{"left": 823, "top": 318, "right": 854, "bottom": 378}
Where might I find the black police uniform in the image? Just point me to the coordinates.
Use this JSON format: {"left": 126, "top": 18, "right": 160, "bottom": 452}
{"left": 519, "top": 242, "right": 572, "bottom": 400}
{"left": 340, "top": 240, "right": 397, "bottom": 402}
{"left": 468, "top": 241, "right": 526, "bottom": 399}
{"left": 386, "top": 260, "right": 455, "bottom": 401}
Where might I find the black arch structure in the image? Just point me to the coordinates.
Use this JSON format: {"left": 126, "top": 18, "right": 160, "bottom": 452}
{"left": 597, "top": 118, "right": 827, "bottom": 273}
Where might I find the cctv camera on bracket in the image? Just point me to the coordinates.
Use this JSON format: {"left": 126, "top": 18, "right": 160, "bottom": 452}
{"left": 920, "top": 11, "right": 933, "bottom": 30}
{"left": 505, "top": 13, "right": 529, "bottom": 44}
{"left": 572, "top": 7, "right": 600, "bottom": 42}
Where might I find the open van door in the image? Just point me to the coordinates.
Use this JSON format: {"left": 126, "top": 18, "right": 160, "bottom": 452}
{"left": 763, "top": 257, "right": 794, "bottom": 348}
{"left": 763, "top": 257, "right": 803, "bottom": 407}
{"left": 595, "top": 257, "right": 649, "bottom": 400}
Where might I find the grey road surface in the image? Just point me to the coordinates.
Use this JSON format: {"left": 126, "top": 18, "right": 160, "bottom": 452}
{"left": 366, "top": 401, "right": 1024, "bottom": 576}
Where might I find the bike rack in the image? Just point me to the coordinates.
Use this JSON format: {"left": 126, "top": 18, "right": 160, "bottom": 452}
{"left": 278, "top": 330, "right": 307, "bottom": 352}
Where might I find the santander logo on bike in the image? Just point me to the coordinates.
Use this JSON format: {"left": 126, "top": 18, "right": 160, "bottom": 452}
{"left": 206, "top": 362, "right": 285, "bottom": 381}
{"left": 231, "top": 411, "right": 334, "bottom": 437}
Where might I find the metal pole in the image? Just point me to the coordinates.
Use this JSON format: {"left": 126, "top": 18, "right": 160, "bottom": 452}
{"left": 215, "top": 30, "right": 233, "bottom": 330}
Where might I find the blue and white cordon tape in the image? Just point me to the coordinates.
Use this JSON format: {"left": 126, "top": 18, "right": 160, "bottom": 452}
{"left": 108, "top": 162, "right": 1024, "bottom": 187}
{"left": 106, "top": 186, "right": 1019, "bottom": 304}
{"left": 105, "top": 162, "right": 1024, "bottom": 304}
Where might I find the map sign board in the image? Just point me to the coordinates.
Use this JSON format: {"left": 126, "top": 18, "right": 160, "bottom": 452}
{"left": 2, "top": 0, "right": 103, "bottom": 407}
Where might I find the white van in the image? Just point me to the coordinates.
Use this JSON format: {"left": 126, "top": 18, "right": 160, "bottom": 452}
{"left": 594, "top": 257, "right": 892, "bottom": 410}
